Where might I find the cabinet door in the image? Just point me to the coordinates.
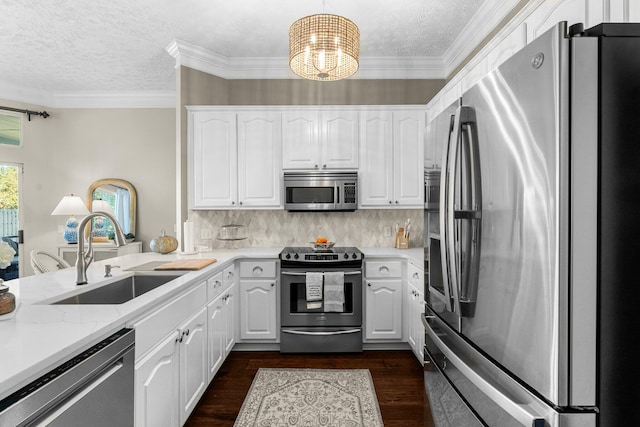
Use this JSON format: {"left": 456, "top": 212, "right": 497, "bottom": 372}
{"left": 223, "top": 283, "right": 237, "bottom": 354}
{"left": 237, "top": 112, "right": 282, "bottom": 207}
{"left": 207, "top": 294, "right": 225, "bottom": 382}
{"left": 393, "top": 111, "right": 424, "bottom": 206}
{"left": 424, "top": 118, "right": 437, "bottom": 170}
{"left": 282, "top": 111, "right": 319, "bottom": 169}
{"left": 179, "top": 307, "right": 208, "bottom": 425}
{"left": 359, "top": 111, "right": 394, "bottom": 207}
{"left": 406, "top": 284, "right": 421, "bottom": 354}
{"left": 415, "top": 288, "right": 425, "bottom": 364}
{"left": 135, "top": 332, "right": 180, "bottom": 427}
{"left": 320, "top": 111, "right": 359, "bottom": 169}
{"left": 365, "top": 279, "right": 402, "bottom": 340}
{"left": 189, "top": 111, "right": 237, "bottom": 208}
{"left": 239, "top": 280, "right": 277, "bottom": 340}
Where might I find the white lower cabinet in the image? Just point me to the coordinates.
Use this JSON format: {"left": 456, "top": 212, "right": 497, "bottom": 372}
{"left": 207, "top": 269, "right": 236, "bottom": 382}
{"left": 365, "top": 279, "right": 403, "bottom": 340}
{"left": 405, "top": 263, "right": 425, "bottom": 364}
{"left": 134, "top": 282, "right": 208, "bottom": 427}
{"left": 239, "top": 280, "right": 277, "bottom": 340}
{"left": 239, "top": 260, "right": 278, "bottom": 341}
{"left": 405, "top": 282, "right": 425, "bottom": 364}
{"left": 364, "top": 260, "right": 403, "bottom": 341}
{"left": 135, "top": 331, "right": 180, "bottom": 427}
{"left": 179, "top": 307, "right": 208, "bottom": 425}
{"left": 207, "top": 293, "right": 225, "bottom": 382}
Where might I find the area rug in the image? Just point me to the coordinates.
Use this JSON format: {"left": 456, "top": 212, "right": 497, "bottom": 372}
{"left": 234, "top": 368, "right": 383, "bottom": 427}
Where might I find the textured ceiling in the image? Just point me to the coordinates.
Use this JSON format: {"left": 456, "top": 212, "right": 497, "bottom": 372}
{"left": 0, "top": 0, "right": 486, "bottom": 95}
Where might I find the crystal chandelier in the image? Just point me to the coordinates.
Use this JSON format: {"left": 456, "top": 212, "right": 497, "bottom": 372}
{"left": 289, "top": 14, "right": 360, "bottom": 81}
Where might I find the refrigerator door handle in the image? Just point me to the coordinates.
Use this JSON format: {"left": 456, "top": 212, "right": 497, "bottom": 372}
{"left": 457, "top": 107, "right": 482, "bottom": 317}
{"left": 439, "top": 111, "right": 459, "bottom": 313}
{"left": 425, "top": 319, "right": 546, "bottom": 427}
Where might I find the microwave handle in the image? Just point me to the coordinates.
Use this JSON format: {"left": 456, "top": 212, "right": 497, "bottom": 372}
{"left": 335, "top": 182, "right": 340, "bottom": 209}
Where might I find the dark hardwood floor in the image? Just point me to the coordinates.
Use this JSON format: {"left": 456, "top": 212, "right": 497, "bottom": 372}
{"left": 185, "top": 350, "right": 434, "bottom": 427}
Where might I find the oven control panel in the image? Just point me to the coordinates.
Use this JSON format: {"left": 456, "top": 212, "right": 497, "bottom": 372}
{"left": 280, "top": 247, "right": 363, "bottom": 263}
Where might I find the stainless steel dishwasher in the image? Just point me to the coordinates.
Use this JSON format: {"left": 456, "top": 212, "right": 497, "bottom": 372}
{"left": 0, "top": 328, "right": 134, "bottom": 427}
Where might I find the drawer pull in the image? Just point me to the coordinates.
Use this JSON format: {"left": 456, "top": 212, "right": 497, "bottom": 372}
{"left": 252, "top": 266, "right": 263, "bottom": 276}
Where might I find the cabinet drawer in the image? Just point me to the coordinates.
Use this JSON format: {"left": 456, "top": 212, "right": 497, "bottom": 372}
{"left": 207, "top": 271, "right": 224, "bottom": 303}
{"left": 132, "top": 282, "right": 206, "bottom": 360}
{"left": 239, "top": 260, "right": 276, "bottom": 278}
{"left": 365, "top": 261, "right": 402, "bottom": 278}
{"left": 407, "top": 263, "right": 424, "bottom": 286}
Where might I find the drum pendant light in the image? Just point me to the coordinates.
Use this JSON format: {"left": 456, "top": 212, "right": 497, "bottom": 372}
{"left": 289, "top": 13, "right": 359, "bottom": 81}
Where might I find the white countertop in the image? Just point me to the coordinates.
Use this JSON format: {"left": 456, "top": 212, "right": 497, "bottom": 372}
{"left": 0, "top": 245, "right": 423, "bottom": 401}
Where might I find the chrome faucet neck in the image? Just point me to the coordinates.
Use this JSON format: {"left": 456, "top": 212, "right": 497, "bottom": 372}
{"left": 75, "top": 212, "right": 127, "bottom": 285}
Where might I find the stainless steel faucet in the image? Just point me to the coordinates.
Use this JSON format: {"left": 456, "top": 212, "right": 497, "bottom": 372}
{"left": 76, "top": 212, "right": 127, "bottom": 285}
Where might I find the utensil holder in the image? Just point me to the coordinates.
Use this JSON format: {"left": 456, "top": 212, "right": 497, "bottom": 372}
{"left": 395, "top": 230, "right": 410, "bottom": 249}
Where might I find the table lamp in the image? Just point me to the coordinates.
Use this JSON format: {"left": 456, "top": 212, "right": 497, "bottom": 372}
{"left": 51, "top": 194, "right": 90, "bottom": 244}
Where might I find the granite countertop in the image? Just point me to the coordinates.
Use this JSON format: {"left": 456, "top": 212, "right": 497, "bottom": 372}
{"left": 0, "top": 245, "right": 423, "bottom": 401}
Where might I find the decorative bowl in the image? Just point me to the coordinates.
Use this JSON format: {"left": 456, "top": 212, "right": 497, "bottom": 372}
{"left": 310, "top": 241, "right": 335, "bottom": 250}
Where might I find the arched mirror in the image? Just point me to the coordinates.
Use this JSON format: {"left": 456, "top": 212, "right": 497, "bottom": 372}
{"left": 86, "top": 179, "right": 137, "bottom": 239}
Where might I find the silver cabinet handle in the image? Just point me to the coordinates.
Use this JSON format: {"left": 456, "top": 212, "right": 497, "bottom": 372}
{"left": 252, "top": 266, "right": 263, "bottom": 276}
{"left": 412, "top": 272, "right": 419, "bottom": 279}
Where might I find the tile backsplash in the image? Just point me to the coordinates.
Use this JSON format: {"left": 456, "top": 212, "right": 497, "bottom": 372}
{"left": 191, "top": 209, "right": 423, "bottom": 249}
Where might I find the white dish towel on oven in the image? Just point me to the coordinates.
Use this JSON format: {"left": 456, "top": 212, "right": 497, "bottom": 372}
{"left": 323, "top": 271, "right": 345, "bottom": 313}
{"left": 306, "top": 272, "right": 323, "bottom": 310}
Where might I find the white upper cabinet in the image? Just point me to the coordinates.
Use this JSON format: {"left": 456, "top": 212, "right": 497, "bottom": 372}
{"left": 282, "top": 111, "right": 318, "bottom": 169}
{"left": 393, "top": 111, "right": 424, "bottom": 206}
{"left": 360, "top": 109, "right": 424, "bottom": 208}
{"left": 282, "top": 110, "right": 359, "bottom": 170}
{"left": 359, "top": 111, "right": 394, "bottom": 205}
{"left": 188, "top": 108, "right": 282, "bottom": 209}
{"left": 237, "top": 112, "right": 282, "bottom": 207}
{"left": 189, "top": 111, "right": 237, "bottom": 208}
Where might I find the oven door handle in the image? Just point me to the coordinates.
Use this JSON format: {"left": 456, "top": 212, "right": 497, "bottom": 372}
{"left": 281, "top": 271, "right": 361, "bottom": 276}
{"left": 281, "top": 329, "right": 361, "bottom": 336}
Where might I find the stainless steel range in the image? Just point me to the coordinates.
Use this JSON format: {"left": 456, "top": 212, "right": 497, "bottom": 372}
{"left": 279, "top": 246, "right": 363, "bottom": 353}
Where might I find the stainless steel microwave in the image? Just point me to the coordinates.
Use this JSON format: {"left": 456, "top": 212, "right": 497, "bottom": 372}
{"left": 284, "top": 171, "right": 358, "bottom": 211}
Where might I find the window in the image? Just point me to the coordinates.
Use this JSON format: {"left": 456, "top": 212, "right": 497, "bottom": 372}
{"left": 0, "top": 113, "right": 21, "bottom": 147}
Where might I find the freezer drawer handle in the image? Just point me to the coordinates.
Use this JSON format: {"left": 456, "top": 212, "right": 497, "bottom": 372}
{"left": 425, "top": 320, "right": 546, "bottom": 427}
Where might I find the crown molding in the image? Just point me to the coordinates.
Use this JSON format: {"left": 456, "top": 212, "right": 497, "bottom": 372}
{"left": 50, "top": 92, "right": 175, "bottom": 108}
{"left": 165, "top": 39, "right": 447, "bottom": 80}
{"left": 0, "top": 82, "right": 175, "bottom": 109}
{"left": 441, "top": 0, "right": 524, "bottom": 76}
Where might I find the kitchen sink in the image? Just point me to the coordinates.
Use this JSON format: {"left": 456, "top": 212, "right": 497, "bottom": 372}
{"left": 51, "top": 274, "right": 184, "bottom": 305}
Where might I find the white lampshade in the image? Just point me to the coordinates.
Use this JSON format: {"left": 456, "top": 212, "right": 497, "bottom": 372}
{"left": 91, "top": 199, "right": 115, "bottom": 216}
{"left": 51, "top": 194, "right": 90, "bottom": 216}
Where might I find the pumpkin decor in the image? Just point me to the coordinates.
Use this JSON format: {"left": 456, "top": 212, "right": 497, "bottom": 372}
{"left": 150, "top": 230, "right": 178, "bottom": 254}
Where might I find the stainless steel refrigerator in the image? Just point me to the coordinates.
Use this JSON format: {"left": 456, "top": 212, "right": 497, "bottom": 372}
{"left": 423, "top": 21, "right": 640, "bottom": 427}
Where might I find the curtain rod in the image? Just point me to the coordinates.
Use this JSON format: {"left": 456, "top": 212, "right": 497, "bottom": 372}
{"left": 0, "top": 106, "right": 49, "bottom": 121}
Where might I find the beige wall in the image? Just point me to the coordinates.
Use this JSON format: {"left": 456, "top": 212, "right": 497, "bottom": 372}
{"left": 177, "top": 66, "right": 445, "bottom": 228}
{"left": 0, "top": 99, "right": 176, "bottom": 275}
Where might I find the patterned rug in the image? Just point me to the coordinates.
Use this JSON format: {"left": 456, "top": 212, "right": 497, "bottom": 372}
{"left": 234, "top": 368, "right": 384, "bottom": 427}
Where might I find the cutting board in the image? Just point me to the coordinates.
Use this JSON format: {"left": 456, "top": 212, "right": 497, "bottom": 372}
{"left": 154, "top": 258, "right": 217, "bottom": 270}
